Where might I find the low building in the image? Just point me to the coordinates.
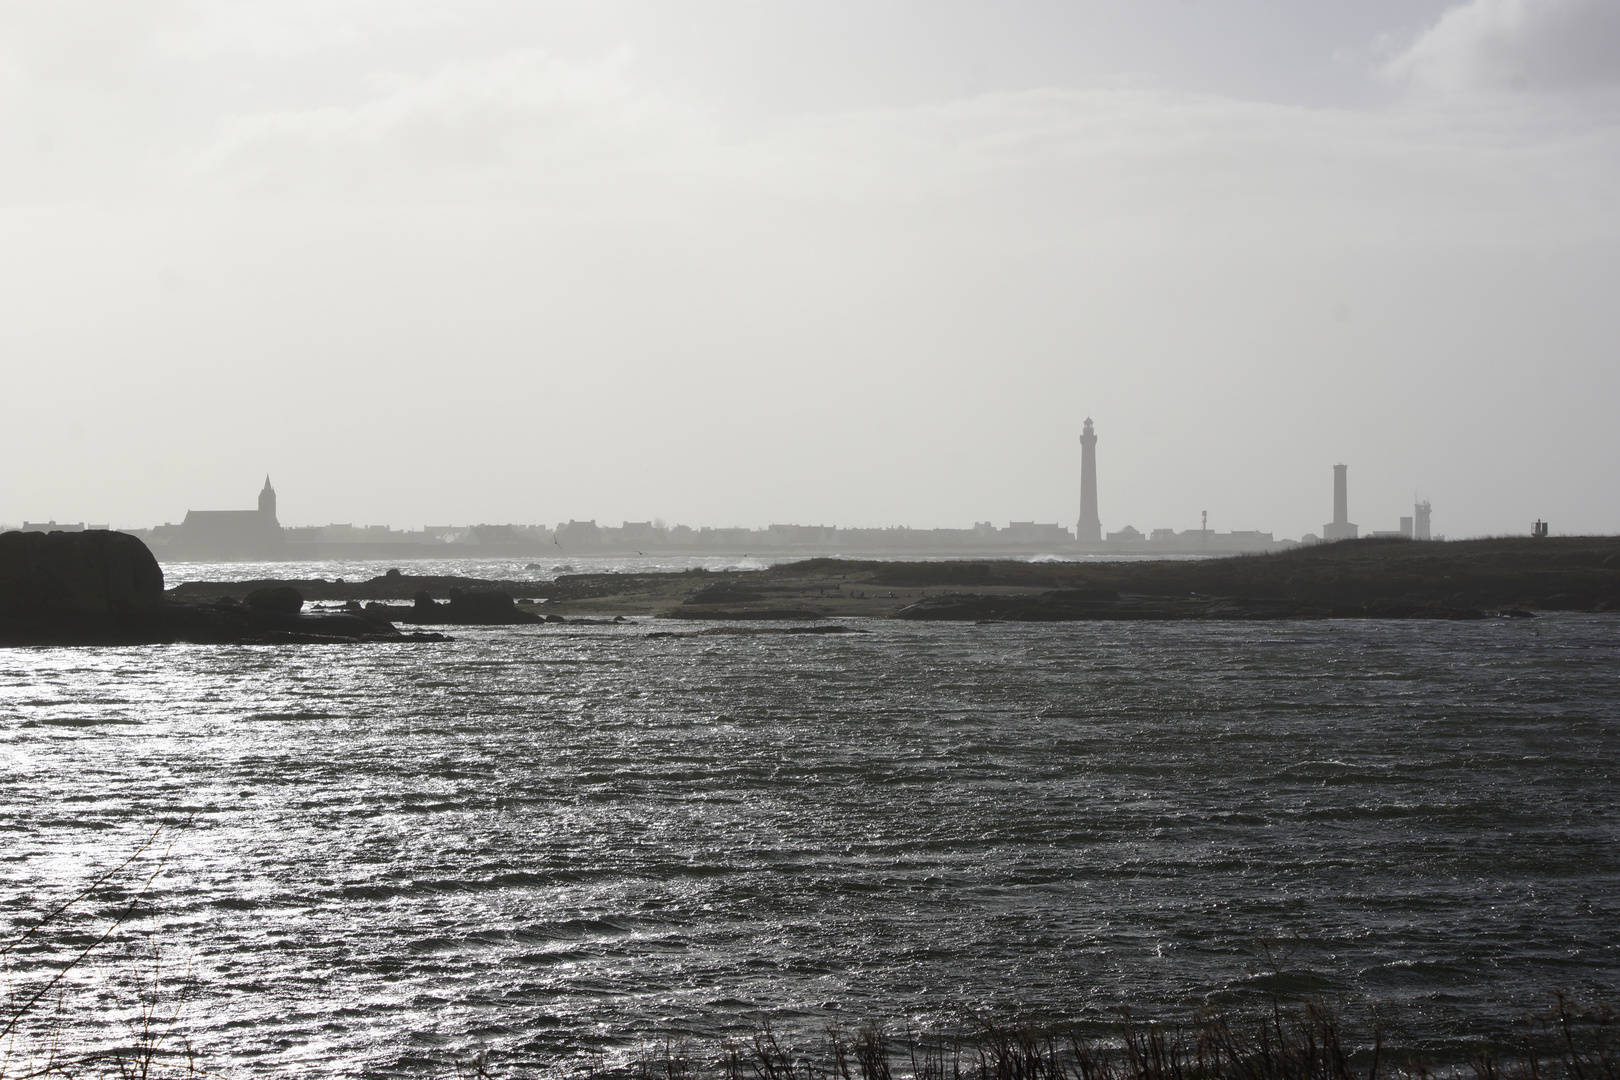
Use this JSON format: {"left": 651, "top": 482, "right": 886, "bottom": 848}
{"left": 555, "top": 520, "right": 602, "bottom": 548}
{"left": 1003, "top": 521, "right": 1073, "bottom": 545}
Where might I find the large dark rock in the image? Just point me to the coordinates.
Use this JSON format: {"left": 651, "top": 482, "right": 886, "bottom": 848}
{"left": 244, "top": 586, "right": 304, "bottom": 615}
{"left": 0, "top": 531, "right": 450, "bottom": 645}
{"left": 446, "top": 588, "right": 539, "bottom": 624}
{"left": 0, "top": 530, "right": 163, "bottom": 616}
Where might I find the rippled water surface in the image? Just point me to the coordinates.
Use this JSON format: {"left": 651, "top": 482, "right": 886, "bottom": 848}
{"left": 2, "top": 617, "right": 1617, "bottom": 1076}
{"left": 155, "top": 552, "right": 1188, "bottom": 585}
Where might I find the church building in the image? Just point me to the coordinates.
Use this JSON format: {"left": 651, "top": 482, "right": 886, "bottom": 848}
{"left": 157, "top": 477, "right": 285, "bottom": 559}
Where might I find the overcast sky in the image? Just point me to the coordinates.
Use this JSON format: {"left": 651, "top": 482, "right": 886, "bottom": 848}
{"left": 3, "top": 0, "right": 1618, "bottom": 539}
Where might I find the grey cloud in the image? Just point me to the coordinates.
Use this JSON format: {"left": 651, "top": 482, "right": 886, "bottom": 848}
{"left": 194, "top": 77, "right": 1620, "bottom": 249}
{"left": 188, "top": 47, "right": 710, "bottom": 199}
{"left": 1387, "top": 0, "right": 1620, "bottom": 94}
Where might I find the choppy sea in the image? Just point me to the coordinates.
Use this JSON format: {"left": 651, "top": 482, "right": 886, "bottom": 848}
{"left": 1, "top": 557, "right": 1616, "bottom": 1076}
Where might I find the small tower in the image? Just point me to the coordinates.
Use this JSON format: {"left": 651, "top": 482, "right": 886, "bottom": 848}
{"left": 1414, "top": 500, "right": 1432, "bottom": 541}
{"left": 258, "top": 475, "right": 278, "bottom": 525}
{"left": 1077, "top": 418, "right": 1101, "bottom": 542}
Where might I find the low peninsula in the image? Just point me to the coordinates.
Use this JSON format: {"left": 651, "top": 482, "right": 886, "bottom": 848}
{"left": 168, "top": 535, "right": 1620, "bottom": 623}
{"left": 7, "top": 531, "right": 1617, "bottom": 645}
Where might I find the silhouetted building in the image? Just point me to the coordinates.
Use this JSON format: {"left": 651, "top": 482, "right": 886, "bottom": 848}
{"left": 1323, "top": 464, "right": 1359, "bottom": 541}
{"left": 555, "top": 520, "right": 602, "bottom": 548}
{"left": 1077, "top": 418, "right": 1101, "bottom": 542}
{"left": 1414, "top": 500, "right": 1432, "bottom": 541}
{"left": 1100, "top": 525, "right": 1282, "bottom": 553}
{"left": 618, "top": 521, "right": 658, "bottom": 547}
{"left": 1005, "top": 521, "right": 1073, "bottom": 544}
{"left": 155, "top": 476, "right": 284, "bottom": 559}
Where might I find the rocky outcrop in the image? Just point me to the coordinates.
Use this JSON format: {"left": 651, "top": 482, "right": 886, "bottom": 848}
{"left": 0, "top": 530, "right": 163, "bottom": 617}
{"left": 244, "top": 586, "right": 304, "bottom": 615}
{"left": 167, "top": 571, "right": 548, "bottom": 604}
{"left": 0, "top": 531, "right": 444, "bottom": 646}
{"left": 364, "top": 588, "right": 542, "bottom": 625}
{"left": 162, "top": 600, "right": 436, "bottom": 644}
{"left": 447, "top": 588, "right": 534, "bottom": 622}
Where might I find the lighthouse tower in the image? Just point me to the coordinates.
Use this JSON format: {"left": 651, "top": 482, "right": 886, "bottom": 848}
{"left": 1322, "top": 464, "right": 1358, "bottom": 541}
{"left": 1078, "top": 418, "right": 1101, "bottom": 542}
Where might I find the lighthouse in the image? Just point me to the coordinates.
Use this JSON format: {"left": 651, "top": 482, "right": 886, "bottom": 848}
{"left": 1078, "top": 418, "right": 1101, "bottom": 542}
{"left": 1322, "top": 464, "right": 1358, "bottom": 541}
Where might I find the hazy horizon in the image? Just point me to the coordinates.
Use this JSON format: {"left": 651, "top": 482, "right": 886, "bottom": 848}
{"left": 4, "top": 1, "right": 1618, "bottom": 541}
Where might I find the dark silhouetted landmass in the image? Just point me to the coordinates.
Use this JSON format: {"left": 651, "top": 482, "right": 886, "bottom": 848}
{"left": 15, "top": 534, "right": 1615, "bottom": 643}
{"left": 168, "top": 571, "right": 545, "bottom": 625}
{"left": 0, "top": 531, "right": 445, "bottom": 645}
{"left": 166, "top": 568, "right": 535, "bottom": 603}
{"left": 529, "top": 536, "right": 1620, "bottom": 621}
{"left": 165, "top": 535, "right": 1620, "bottom": 624}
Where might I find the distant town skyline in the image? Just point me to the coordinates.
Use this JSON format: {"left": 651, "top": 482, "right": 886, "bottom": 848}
{"left": 2, "top": 1, "right": 1615, "bottom": 537}
{"left": 6, "top": 439, "right": 1448, "bottom": 554}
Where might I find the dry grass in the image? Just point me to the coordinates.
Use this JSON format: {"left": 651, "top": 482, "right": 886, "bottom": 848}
{"left": 609, "top": 997, "right": 1616, "bottom": 1080}
{"left": 1, "top": 823, "right": 216, "bottom": 1080}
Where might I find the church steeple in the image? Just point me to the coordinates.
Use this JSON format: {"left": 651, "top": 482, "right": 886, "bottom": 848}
{"left": 258, "top": 475, "right": 278, "bottom": 524}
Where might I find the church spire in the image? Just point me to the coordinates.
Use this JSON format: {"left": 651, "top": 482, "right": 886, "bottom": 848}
{"left": 258, "top": 475, "right": 278, "bottom": 523}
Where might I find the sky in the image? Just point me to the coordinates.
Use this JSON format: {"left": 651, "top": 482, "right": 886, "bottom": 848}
{"left": 2, "top": 0, "right": 1618, "bottom": 540}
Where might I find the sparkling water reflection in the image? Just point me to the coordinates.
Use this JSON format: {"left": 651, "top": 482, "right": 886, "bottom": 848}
{"left": 156, "top": 551, "right": 1183, "bottom": 586}
{"left": 1, "top": 617, "right": 1617, "bottom": 1076}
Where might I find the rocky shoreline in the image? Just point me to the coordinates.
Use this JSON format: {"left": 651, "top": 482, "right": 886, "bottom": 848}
{"left": 5, "top": 531, "right": 1618, "bottom": 645}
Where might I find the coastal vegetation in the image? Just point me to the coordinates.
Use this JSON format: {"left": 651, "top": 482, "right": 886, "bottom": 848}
{"left": 613, "top": 999, "right": 1618, "bottom": 1080}
{"left": 1, "top": 825, "right": 207, "bottom": 1079}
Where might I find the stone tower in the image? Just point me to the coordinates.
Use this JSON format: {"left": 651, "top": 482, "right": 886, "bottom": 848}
{"left": 1078, "top": 418, "right": 1101, "bottom": 542}
{"left": 1323, "top": 464, "right": 1358, "bottom": 541}
{"left": 1414, "top": 499, "right": 1432, "bottom": 541}
{"left": 259, "top": 476, "right": 279, "bottom": 526}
